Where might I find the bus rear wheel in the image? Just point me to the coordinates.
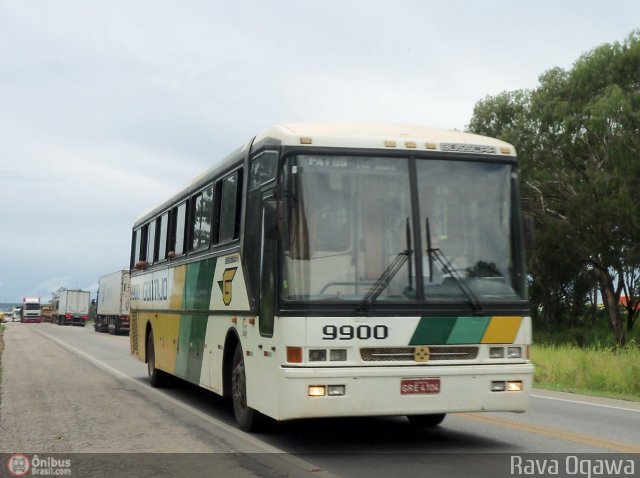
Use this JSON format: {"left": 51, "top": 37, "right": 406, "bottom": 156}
{"left": 407, "top": 413, "right": 446, "bottom": 427}
{"left": 231, "top": 344, "right": 268, "bottom": 432}
{"left": 147, "top": 330, "right": 168, "bottom": 387}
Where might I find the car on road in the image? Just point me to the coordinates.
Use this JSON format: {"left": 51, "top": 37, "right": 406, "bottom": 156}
{"left": 12, "top": 306, "right": 21, "bottom": 322}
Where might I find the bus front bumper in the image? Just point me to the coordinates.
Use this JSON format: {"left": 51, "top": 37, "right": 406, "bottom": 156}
{"left": 275, "top": 363, "right": 534, "bottom": 421}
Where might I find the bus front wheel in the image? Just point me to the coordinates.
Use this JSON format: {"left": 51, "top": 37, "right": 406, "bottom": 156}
{"left": 231, "top": 344, "right": 268, "bottom": 432}
{"left": 407, "top": 413, "right": 446, "bottom": 427}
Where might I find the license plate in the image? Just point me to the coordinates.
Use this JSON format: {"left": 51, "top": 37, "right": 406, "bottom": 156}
{"left": 401, "top": 378, "right": 441, "bottom": 395}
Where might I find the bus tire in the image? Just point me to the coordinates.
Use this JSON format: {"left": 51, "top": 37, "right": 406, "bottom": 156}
{"left": 407, "top": 413, "right": 446, "bottom": 427}
{"left": 147, "top": 330, "right": 167, "bottom": 388}
{"left": 231, "top": 344, "right": 268, "bottom": 432}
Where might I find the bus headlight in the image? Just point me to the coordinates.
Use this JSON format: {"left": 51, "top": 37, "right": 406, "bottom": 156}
{"left": 308, "top": 386, "right": 326, "bottom": 397}
{"left": 328, "top": 385, "right": 346, "bottom": 396}
{"left": 330, "top": 349, "right": 347, "bottom": 361}
{"left": 507, "top": 381, "right": 523, "bottom": 391}
{"left": 489, "top": 347, "right": 504, "bottom": 359}
{"left": 507, "top": 347, "right": 522, "bottom": 358}
{"left": 309, "top": 349, "right": 327, "bottom": 361}
{"left": 491, "top": 381, "right": 506, "bottom": 392}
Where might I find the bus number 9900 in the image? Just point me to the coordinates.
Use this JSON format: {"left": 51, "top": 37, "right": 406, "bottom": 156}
{"left": 322, "top": 325, "right": 389, "bottom": 340}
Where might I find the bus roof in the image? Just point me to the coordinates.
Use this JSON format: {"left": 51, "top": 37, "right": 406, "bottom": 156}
{"left": 134, "top": 122, "right": 516, "bottom": 225}
{"left": 255, "top": 122, "right": 516, "bottom": 156}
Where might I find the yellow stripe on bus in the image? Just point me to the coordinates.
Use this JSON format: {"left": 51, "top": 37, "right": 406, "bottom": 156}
{"left": 170, "top": 265, "right": 187, "bottom": 309}
{"left": 146, "top": 265, "right": 187, "bottom": 374}
{"left": 481, "top": 316, "right": 522, "bottom": 343}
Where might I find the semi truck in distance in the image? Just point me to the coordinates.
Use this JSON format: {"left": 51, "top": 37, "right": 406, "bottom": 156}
{"left": 52, "top": 289, "right": 91, "bottom": 326}
{"left": 95, "top": 270, "right": 130, "bottom": 335}
{"left": 21, "top": 297, "right": 41, "bottom": 323}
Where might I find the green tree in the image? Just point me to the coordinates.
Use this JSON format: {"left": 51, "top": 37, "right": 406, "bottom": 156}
{"left": 468, "top": 31, "right": 640, "bottom": 345}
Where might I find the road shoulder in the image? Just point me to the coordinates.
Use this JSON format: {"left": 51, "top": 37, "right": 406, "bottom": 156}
{"left": 0, "top": 324, "right": 261, "bottom": 477}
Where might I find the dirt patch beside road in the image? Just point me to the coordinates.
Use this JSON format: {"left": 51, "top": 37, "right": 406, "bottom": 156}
{"left": 1, "top": 324, "right": 225, "bottom": 453}
{"left": 0, "top": 325, "right": 262, "bottom": 477}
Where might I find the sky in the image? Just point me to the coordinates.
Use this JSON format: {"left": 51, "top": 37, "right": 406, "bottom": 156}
{"left": 0, "top": 0, "right": 638, "bottom": 303}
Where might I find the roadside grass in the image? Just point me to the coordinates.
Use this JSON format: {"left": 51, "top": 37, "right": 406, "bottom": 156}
{"left": 532, "top": 343, "right": 640, "bottom": 401}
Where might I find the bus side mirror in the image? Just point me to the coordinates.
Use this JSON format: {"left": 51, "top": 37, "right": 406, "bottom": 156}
{"left": 523, "top": 214, "right": 535, "bottom": 254}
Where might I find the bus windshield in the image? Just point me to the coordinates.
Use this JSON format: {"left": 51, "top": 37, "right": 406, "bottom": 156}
{"left": 417, "top": 159, "right": 523, "bottom": 302}
{"left": 281, "top": 154, "right": 525, "bottom": 304}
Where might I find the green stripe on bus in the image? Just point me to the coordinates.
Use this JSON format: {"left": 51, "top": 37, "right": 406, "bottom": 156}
{"left": 446, "top": 316, "right": 491, "bottom": 344}
{"left": 409, "top": 316, "right": 492, "bottom": 345}
{"left": 175, "top": 315, "right": 208, "bottom": 383}
{"left": 409, "top": 317, "right": 457, "bottom": 345}
{"left": 176, "top": 258, "right": 217, "bottom": 382}
{"left": 187, "top": 314, "right": 208, "bottom": 383}
{"left": 175, "top": 314, "right": 193, "bottom": 378}
{"left": 184, "top": 258, "right": 217, "bottom": 310}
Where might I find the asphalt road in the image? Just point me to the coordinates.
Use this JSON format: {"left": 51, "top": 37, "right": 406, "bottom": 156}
{"left": 1, "top": 322, "right": 639, "bottom": 478}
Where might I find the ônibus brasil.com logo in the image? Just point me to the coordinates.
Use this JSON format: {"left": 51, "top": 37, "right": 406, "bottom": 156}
{"left": 6, "top": 454, "right": 30, "bottom": 477}
{"left": 6, "top": 453, "right": 72, "bottom": 476}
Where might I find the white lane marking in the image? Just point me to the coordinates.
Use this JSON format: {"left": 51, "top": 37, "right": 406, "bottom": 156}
{"left": 30, "top": 327, "right": 338, "bottom": 476}
{"left": 532, "top": 393, "right": 640, "bottom": 413}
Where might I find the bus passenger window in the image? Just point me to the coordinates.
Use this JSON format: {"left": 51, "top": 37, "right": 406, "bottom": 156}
{"left": 218, "top": 172, "right": 241, "bottom": 243}
{"left": 138, "top": 225, "right": 148, "bottom": 262}
{"left": 191, "top": 186, "right": 214, "bottom": 251}
{"left": 168, "top": 202, "right": 187, "bottom": 257}
{"left": 147, "top": 220, "right": 157, "bottom": 264}
{"left": 131, "top": 228, "right": 143, "bottom": 268}
{"left": 157, "top": 212, "right": 169, "bottom": 260}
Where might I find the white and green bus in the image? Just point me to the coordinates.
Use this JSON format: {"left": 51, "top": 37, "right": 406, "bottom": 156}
{"left": 130, "top": 123, "right": 533, "bottom": 432}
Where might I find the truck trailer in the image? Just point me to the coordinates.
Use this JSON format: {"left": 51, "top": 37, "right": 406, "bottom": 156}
{"left": 52, "top": 289, "right": 90, "bottom": 326}
{"left": 95, "top": 270, "right": 130, "bottom": 335}
{"left": 21, "top": 297, "right": 41, "bottom": 323}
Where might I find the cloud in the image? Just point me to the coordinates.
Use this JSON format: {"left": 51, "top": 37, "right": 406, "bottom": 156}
{"left": 1, "top": 0, "right": 639, "bottom": 301}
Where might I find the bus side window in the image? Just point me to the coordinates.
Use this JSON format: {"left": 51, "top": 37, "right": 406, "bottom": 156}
{"left": 147, "top": 219, "right": 157, "bottom": 264}
{"left": 216, "top": 169, "right": 243, "bottom": 244}
{"left": 131, "top": 228, "right": 141, "bottom": 269}
{"left": 157, "top": 212, "right": 169, "bottom": 260}
{"left": 250, "top": 152, "right": 277, "bottom": 191}
{"left": 190, "top": 185, "right": 214, "bottom": 252}
{"left": 168, "top": 201, "right": 188, "bottom": 257}
{"left": 134, "top": 224, "right": 149, "bottom": 266}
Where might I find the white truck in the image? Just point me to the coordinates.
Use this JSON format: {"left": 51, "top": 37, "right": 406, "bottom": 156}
{"left": 21, "top": 297, "right": 41, "bottom": 323}
{"left": 94, "top": 270, "right": 131, "bottom": 335}
{"left": 12, "top": 305, "right": 22, "bottom": 322}
{"left": 52, "top": 289, "right": 91, "bottom": 326}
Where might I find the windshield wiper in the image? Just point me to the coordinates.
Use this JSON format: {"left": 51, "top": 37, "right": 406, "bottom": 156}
{"left": 425, "top": 217, "right": 483, "bottom": 314}
{"left": 356, "top": 218, "right": 413, "bottom": 315}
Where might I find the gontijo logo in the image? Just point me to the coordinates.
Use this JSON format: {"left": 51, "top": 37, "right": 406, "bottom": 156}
{"left": 218, "top": 267, "right": 238, "bottom": 306}
{"left": 7, "top": 453, "right": 30, "bottom": 477}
